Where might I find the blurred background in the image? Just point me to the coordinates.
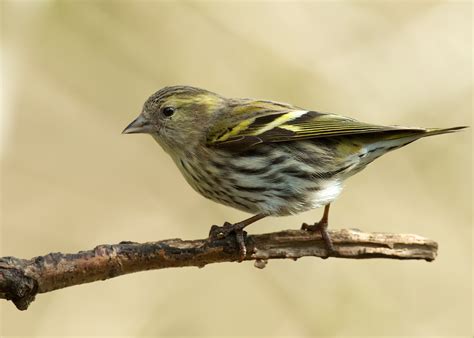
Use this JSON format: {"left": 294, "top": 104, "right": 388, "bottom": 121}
{"left": 1, "top": 1, "right": 472, "bottom": 336}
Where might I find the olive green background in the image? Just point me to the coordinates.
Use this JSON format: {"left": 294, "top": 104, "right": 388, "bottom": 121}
{"left": 1, "top": 1, "right": 472, "bottom": 336}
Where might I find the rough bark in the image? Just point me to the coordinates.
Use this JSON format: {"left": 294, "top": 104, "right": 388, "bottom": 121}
{"left": 0, "top": 229, "right": 438, "bottom": 310}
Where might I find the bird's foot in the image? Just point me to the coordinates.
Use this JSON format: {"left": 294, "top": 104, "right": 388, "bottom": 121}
{"left": 208, "top": 222, "right": 247, "bottom": 261}
{"left": 301, "top": 221, "right": 336, "bottom": 256}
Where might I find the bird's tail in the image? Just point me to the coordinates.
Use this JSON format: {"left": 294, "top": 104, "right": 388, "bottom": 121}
{"left": 384, "top": 125, "right": 468, "bottom": 140}
{"left": 422, "top": 126, "right": 468, "bottom": 137}
{"left": 355, "top": 125, "right": 468, "bottom": 166}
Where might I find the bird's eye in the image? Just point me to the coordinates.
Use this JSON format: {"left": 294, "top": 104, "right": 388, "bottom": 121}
{"left": 162, "top": 107, "right": 175, "bottom": 117}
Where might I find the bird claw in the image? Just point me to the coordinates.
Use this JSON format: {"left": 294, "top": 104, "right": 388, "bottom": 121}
{"left": 301, "top": 221, "right": 337, "bottom": 255}
{"left": 208, "top": 222, "right": 233, "bottom": 240}
{"left": 208, "top": 222, "right": 247, "bottom": 261}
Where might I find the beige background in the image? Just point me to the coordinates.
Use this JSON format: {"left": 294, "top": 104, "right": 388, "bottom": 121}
{"left": 1, "top": 1, "right": 472, "bottom": 336}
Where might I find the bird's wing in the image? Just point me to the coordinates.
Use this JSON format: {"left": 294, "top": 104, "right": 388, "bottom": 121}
{"left": 206, "top": 108, "right": 411, "bottom": 150}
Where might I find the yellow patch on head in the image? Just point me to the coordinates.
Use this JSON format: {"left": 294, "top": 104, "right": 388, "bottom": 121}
{"left": 169, "top": 94, "right": 222, "bottom": 110}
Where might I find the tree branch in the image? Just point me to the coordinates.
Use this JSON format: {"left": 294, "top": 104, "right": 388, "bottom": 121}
{"left": 0, "top": 228, "right": 437, "bottom": 311}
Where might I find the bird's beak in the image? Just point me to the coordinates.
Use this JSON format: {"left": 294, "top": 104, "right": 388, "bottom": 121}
{"left": 122, "top": 114, "right": 154, "bottom": 134}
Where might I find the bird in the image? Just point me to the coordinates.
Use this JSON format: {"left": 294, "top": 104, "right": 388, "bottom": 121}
{"left": 123, "top": 85, "right": 466, "bottom": 260}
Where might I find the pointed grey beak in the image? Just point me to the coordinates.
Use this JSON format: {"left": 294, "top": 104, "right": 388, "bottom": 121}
{"left": 122, "top": 115, "right": 154, "bottom": 134}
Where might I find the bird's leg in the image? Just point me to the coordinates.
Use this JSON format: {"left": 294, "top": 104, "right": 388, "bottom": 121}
{"left": 208, "top": 213, "right": 266, "bottom": 261}
{"left": 301, "top": 204, "right": 336, "bottom": 254}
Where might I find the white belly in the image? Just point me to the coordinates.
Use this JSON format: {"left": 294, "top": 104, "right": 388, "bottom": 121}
{"left": 311, "top": 180, "right": 343, "bottom": 208}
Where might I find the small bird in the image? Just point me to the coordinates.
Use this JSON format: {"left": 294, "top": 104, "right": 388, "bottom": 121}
{"left": 123, "top": 85, "right": 466, "bottom": 259}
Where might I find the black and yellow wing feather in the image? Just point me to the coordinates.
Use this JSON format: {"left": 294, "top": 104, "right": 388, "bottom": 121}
{"left": 206, "top": 104, "right": 424, "bottom": 150}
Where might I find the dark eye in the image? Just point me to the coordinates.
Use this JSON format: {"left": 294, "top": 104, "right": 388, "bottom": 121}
{"left": 162, "top": 106, "right": 175, "bottom": 117}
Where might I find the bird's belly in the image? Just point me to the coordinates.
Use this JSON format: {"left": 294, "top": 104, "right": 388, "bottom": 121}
{"left": 175, "top": 154, "right": 343, "bottom": 216}
{"left": 245, "top": 179, "right": 343, "bottom": 216}
{"left": 308, "top": 181, "right": 343, "bottom": 208}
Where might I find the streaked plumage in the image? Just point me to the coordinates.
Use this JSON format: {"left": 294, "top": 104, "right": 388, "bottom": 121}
{"left": 123, "top": 85, "right": 466, "bottom": 258}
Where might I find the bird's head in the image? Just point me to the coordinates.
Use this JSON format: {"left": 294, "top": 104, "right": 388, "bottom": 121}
{"left": 123, "top": 86, "right": 226, "bottom": 155}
